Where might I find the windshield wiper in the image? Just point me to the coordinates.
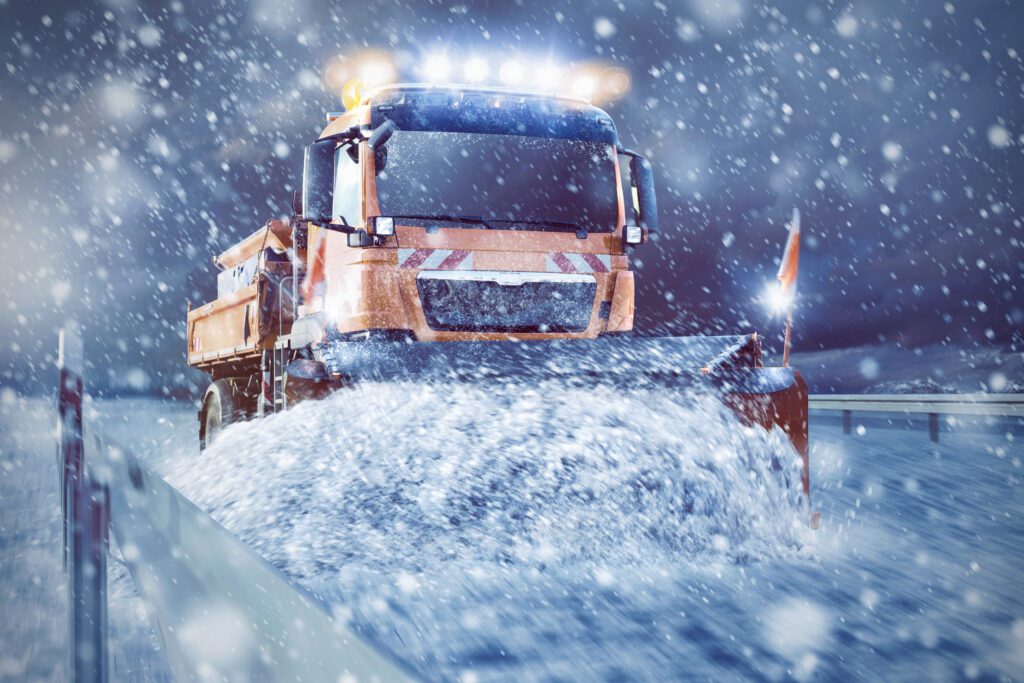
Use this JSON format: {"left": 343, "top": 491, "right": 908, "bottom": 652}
{"left": 501, "top": 218, "right": 579, "bottom": 230}
{"left": 386, "top": 213, "right": 498, "bottom": 229}
{"left": 509, "top": 219, "right": 587, "bottom": 238}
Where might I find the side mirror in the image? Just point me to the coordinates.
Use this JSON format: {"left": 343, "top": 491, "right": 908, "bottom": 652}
{"left": 368, "top": 120, "right": 397, "bottom": 150}
{"left": 628, "top": 154, "right": 658, "bottom": 233}
{"left": 302, "top": 139, "right": 335, "bottom": 224}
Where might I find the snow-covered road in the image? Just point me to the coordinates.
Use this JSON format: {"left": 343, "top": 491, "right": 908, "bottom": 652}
{"left": 0, "top": 391, "right": 1021, "bottom": 681}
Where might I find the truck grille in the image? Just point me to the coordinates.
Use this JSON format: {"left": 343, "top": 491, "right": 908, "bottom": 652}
{"left": 416, "top": 271, "right": 596, "bottom": 333}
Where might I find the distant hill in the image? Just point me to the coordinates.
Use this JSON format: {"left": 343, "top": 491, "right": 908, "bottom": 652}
{"left": 867, "top": 379, "right": 956, "bottom": 394}
{"left": 787, "top": 342, "right": 1023, "bottom": 394}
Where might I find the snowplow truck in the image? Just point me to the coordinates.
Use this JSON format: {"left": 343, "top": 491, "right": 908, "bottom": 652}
{"left": 186, "top": 83, "right": 810, "bottom": 493}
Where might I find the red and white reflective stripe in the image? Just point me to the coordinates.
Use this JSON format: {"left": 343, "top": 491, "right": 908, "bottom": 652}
{"left": 546, "top": 252, "right": 611, "bottom": 274}
{"left": 398, "top": 248, "right": 474, "bottom": 270}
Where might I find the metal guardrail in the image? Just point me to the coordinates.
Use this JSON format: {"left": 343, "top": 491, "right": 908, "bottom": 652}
{"left": 809, "top": 393, "right": 1024, "bottom": 443}
{"left": 809, "top": 393, "right": 1024, "bottom": 416}
{"left": 57, "top": 327, "right": 414, "bottom": 683}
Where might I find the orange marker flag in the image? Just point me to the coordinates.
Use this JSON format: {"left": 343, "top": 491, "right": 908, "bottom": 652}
{"left": 776, "top": 208, "right": 800, "bottom": 367}
{"left": 776, "top": 207, "right": 801, "bottom": 300}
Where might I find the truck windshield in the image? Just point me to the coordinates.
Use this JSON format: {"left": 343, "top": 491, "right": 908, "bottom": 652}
{"left": 374, "top": 130, "right": 618, "bottom": 232}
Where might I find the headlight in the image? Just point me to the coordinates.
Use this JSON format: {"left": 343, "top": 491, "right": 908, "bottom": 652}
{"left": 374, "top": 216, "right": 395, "bottom": 236}
{"left": 624, "top": 224, "right": 643, "bottom": 245}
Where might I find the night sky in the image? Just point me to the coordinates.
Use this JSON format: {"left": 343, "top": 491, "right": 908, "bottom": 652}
{"left": 0, "top": 0, "right": 1021, "bottom": 394}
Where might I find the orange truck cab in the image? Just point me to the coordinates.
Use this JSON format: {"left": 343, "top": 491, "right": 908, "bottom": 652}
{"left": 187, "top": 83, "right": 809, "bottom": 504}
{"left": 189, "top": 84, "right": 658, "bottom": 425}
{"left": 298, "top": 84, "right": 654, "bottom": 344}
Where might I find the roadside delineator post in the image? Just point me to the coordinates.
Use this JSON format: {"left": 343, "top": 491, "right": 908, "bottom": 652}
{"left": 928, "top": 412, "right": 939, "bottom": 443}
{"left": 59, "top": 326, "right": 109, "bottom": 683}
{"left": 56, "top": 326, "right": 414, "bottom": 683}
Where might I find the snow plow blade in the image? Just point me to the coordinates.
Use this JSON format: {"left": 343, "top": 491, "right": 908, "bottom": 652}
{"left": 310, "top": 333, "right": 810, "bottom": 494}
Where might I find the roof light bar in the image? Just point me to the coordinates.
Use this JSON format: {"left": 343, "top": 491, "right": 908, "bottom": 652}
{"left": 327, "top": 50, "right": 632, "bottom": 106}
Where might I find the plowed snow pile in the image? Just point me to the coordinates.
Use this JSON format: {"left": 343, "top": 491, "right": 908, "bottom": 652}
{"left": 172, "top": 381, "right": 806, "bottom": 572}
{"left": 167, "top": 380, "right": 810, "bottom": 680}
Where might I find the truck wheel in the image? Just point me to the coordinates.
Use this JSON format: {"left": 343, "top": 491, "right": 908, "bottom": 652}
{"left": 200, "top": 379, "right": 244, "bottom": 450}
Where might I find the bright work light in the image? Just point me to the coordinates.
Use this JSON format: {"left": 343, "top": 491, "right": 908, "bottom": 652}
{"left": 535, "top": 63, "right": 563, "bottom": 91}
{"left": 625, "top": 225, "right": 643, "bottom": 245}
{"left": 322, "top": 50, "right": 398, "bottom": 105}
{"left": 499, "top": 60, "right": 525, "bottom": 85}
{"left": 764, "top": 283, "right": 795, "bottom": 314}
{"left": 424, "top": 54, "right": 452, "bottom": 81}
{"left": 464, "top": 57, "right": 489, "bottom": 83}
{"left": 358, "top": 59, "right": 395, "bottom": 86}
{"left": 571, "top": 75, "right": 597, "bottom": 99}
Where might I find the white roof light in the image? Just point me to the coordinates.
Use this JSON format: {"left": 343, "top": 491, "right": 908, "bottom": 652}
{"left": 571, "top": 75, "right": 597, "bottom": 100}
{"left": 535, "top": 63, "right": 563, "bottom": 91}
{"left": 464, "top": 57, "right": 489, "bottom": 83}
{"left": 358, "top": 59, "right": 394, "bottom": 86}
{"left": 499, "top": 60, "right": 525, "bottom": 85}
{"left": 423, "top": 54, "right": 451, "bottom": 82}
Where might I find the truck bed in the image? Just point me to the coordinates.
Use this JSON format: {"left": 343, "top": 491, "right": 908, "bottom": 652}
{"left": 187, "top": 221, "right": 298, "bottom": 371}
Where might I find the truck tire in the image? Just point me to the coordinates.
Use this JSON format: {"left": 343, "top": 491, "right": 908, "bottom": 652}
{"left": 200, "top": 379, "right": 247, "bottom": 450}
